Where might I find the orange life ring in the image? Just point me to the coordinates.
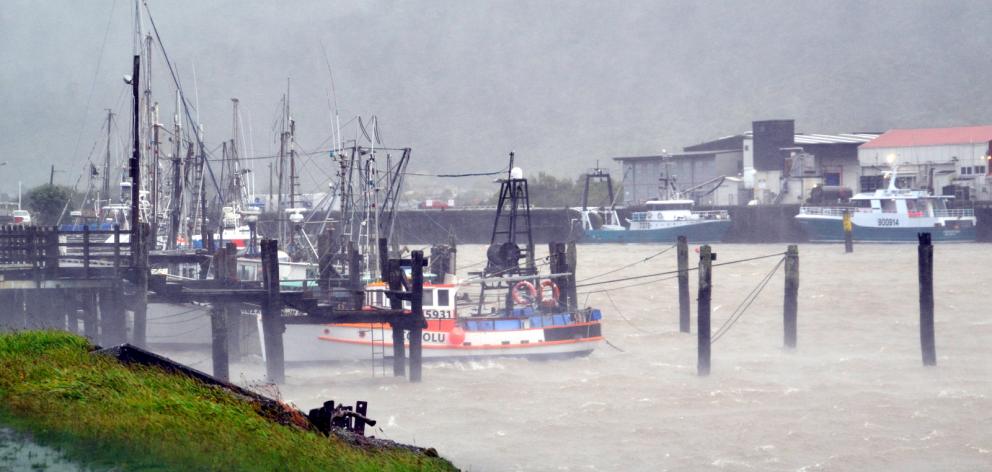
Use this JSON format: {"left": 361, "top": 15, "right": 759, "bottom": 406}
{"left": 538, "top": 279, "right": 560, "bottom": 308}
{"left": 449, "top": 326, "right": 466, "bottom": 345}
{"left": 511, "top": 280, "right": 538, "bottom": 305}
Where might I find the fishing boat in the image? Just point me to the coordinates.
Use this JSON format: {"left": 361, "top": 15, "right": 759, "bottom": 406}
{"left": 575, "top": 173, "right": 732, "bottom": 243}
{"left": 282, "top": 280, "right": 603, "bottom": 362}
{"left": 796, "top": 170, "right": 977, "bottom": 242}
{"left": 278, "top": 161, "right": 603, "bottom": 362}
{"left": 577, "top": 200, "right": 731, "bottom": 243}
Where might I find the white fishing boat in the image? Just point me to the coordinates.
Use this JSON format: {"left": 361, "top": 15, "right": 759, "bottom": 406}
{"left": 797, "top": 170, "right": 977, "bottom": 242}
{"left": 576, "top": 175, "right": 733, "bottom": 243}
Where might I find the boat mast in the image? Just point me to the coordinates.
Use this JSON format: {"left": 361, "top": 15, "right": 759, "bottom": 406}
{"left": 289, "top": 113, "right": 297, "bottom": 248}
{"left": 102, "top": 109, "right": 113, "bottom": 211}
{"left": 166, "top": 92, "right": 183, "bottom": 249}
{"left": 276, "top": 89, "right": 288, "bottom": 243}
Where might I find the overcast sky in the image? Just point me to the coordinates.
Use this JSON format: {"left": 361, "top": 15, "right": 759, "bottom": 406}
{"left": 3, "top": 0, "right": 992, "bottom": 194}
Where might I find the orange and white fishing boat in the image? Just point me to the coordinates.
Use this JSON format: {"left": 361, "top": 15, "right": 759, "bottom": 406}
{"left": 280, "top": 280, "right": 603, "bottom": 362}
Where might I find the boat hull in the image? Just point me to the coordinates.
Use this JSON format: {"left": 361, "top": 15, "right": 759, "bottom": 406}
{"left": 796, "top": 216, "right": 976, "bottom": 242}
{"left": 277, "top": 322, "right": 602, "bottom": 362}
{"left": 580, "top": 220, "right": 731, "bottom": 244}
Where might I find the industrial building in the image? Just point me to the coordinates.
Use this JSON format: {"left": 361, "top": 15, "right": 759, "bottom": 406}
{"left": 858, "top": 125, "right": 992, "bottom": 200}
{"left": 614, "top": 120, "right": 878, "bottom": 206}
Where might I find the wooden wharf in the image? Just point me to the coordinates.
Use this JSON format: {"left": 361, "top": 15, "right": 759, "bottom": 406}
{"left": 0, "top": 224, "right": 428, "bottom": 383}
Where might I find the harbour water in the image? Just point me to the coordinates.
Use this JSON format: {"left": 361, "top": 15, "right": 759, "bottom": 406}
{"left": 161, "top": 243, "right": 992, "bottom": 471}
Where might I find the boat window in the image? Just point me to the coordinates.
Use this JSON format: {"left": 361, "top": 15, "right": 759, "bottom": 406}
{"left": 906, "top": 200, "right": 923, "bottom": 217}
{"left": 932, "top": 199, "right": 947, "bottom": 210}
{"left": 881, "top": 199, "right": 897, "bottom": 213}
{"left": 423, "top": 289, "right": 434, "bottom": 307}
{"left": 851, "top": 199, "right": 871, "bottom": 208}
{"left": 436, "top": 289, "right": 450, "bottom": 307}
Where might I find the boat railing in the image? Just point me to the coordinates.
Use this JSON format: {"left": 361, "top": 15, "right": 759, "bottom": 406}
{"left": 798, "top": 207, "right": 870, "bottom": 217}
{"left": 693, "top": 210, "right": 730, "bottom": 220}
{"left": 934, "top": 209, "right": 975, "bottom": 218}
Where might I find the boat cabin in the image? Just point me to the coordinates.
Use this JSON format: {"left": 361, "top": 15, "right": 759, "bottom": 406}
{"left": 849, "top": 191, "right": 953, "bottom": 218}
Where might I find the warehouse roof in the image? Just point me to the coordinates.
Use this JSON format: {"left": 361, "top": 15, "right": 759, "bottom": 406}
{"left": 860, "top": 125, "right": 992, "bottom": 149}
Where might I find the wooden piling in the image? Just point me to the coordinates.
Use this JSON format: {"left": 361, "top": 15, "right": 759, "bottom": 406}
{"left": 210, "top": 303, "right": 229, "bottom": 381}
{"left": 386, "top": 259, "right": 406, "bottom": 377}
{"left": 409, "top": 250, "right": 425, "bottom": 383}
{"left": 697, "top": 244, "right": 712, "bottom": 376}
{"left": 82, "top": 225, "right": 91, "bottom": 278}
{"left": 677, "top": 235, "right": 690, "bottom": 333}
{"left": 918, "top": 232, "right": 936, "bottom": 366}
{"left": 132, "top": 222, "right": 150, "bottom": 347}
{"left": 210, "top": 244, "right": 231, "bottom": 381}
{"left": 82, "top": 290, "right": 99, "bottom": 341}
{"left": 842, "top": 210, "right": 853, "bottom": 253}
{"left": 224, "top": 243, "right": 242, "bottom": 361}
{"left": 260, "top": 239, "right": 285, "bottom": 383}
{"left": 565, "top": 241, "right": 578, "bottom": 311}
{"left": 99, "top": 287, "right": 126, "bottom": 346}
{"left": 784, "top": 245, "right": 799, "bottom": 349}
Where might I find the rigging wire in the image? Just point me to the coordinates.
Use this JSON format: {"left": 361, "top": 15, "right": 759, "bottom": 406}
{"left": 67, "top": 0, "right": 118, "bottom": 168}
{"left": 710, "top": 257, "right": 785, "bottom": 344}
{"left": 404, "top": 167, "right": 509, "bottom": 178}
{"left": 577, "top": 244, "right": 676, "bottom": 283}
{"left": 574, "top": 252, "right": 786, "bottom": 289}
{"left": 603, "top": 291, "right": 663, "bottom": 335}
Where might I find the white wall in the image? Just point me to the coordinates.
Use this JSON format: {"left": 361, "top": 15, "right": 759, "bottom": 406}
{"left": 858, "top": 142, "right": 992, "bottom": 197}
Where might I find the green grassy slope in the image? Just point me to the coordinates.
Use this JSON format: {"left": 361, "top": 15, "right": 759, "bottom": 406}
{"left": 0, "top": 331, "right": 457, "bottom": 471}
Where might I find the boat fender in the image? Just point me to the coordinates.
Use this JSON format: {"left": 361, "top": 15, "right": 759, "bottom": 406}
{"left": 449, "top": 326, "right": 466, "bottom": 345}
{"left": 511, "top": 280, "right": 538, "bottom": 306}
{"left": 538, "top": 279, "right": 560, "bottom": 308}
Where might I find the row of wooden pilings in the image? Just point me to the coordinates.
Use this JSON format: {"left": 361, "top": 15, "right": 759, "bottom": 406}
{"left": 679, "top": 232, "right": 937, "bottom": 377}
{"left": 0, "top": 286, "right": 131, "bottom": 346}
{"left": 205, "top": 237, "right": 429, "bottom": 384}
{"left": 0, "top": 224, "right": 138, "bottom": 348}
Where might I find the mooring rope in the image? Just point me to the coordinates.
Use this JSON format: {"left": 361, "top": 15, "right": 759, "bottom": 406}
{"left": 574, "top": 252, "right": 786, "bottom": 289}
{"left": 577, "top": 244, "right": 676, "bottom": 283}
{"left": 710, "top": 256, "right": 785, "bottom": 344}
{"left": 577, "top": 274, "right": 680, "bottom": 295}
{"left": 603, "top": 290, "right": 664, "bottom": 335}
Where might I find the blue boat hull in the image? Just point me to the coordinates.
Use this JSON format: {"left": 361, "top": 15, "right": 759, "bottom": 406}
{"left": 797, "top": 217, "right": 976, "bottom": 242}
{"left": 580, "top": 220, "right": 731, "bottom": 244}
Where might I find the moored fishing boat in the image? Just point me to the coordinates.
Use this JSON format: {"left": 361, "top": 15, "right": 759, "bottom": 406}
{"left": 796, "top": 171, "right": 977, "bottom": 242}
{"left": 282, "top": 280, "right": 603, "bottom": 362}
{"left": 278, "top": 161, "right": 604, "bottom": 363}
{"left": 577, "top": 199, "right": 731, "bottom": 243}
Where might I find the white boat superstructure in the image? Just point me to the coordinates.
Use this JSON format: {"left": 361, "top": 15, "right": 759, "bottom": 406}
{"left": 628, "top": 200, "right": 730, "bottom": 230}
{"left": 797, "top": 170, "right": 977, "bottom": 242}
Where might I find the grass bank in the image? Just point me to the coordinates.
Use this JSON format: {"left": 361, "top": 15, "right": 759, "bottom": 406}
{"left": 0, "top": 331, "right": 457, "bottom": 471}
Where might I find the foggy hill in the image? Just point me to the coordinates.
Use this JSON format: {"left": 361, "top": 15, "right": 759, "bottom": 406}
{"left": 2, "top": 0, "right": 991, "bottom": 194}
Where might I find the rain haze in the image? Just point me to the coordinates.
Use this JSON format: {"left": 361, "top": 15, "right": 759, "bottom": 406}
{"left": 3, "top": 0, "right": 992, "bottom": 188}
{"left": 1, "top": 1, "right": 991, "bottom": 472}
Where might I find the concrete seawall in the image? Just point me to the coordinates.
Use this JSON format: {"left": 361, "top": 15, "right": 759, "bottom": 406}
{"left": 391, "top": 206, "right": 807, "bottom": 244}
{"left": 256, "top": 204, "right": 992, "bottom": 246}
{"left": 391, "top": 205, "right": 992, "bottom": 244}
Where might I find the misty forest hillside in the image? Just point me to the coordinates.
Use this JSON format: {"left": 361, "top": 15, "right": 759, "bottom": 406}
{"left": 2, "top": 0, "right": 991, "bottom": 193}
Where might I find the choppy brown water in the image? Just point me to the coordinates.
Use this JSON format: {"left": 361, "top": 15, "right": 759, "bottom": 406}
{"left": 163, "top": 243, "right": 992, "bottom": 471}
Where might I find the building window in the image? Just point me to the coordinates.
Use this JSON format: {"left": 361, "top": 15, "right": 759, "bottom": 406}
{"left": 961, "top": 166, "right": 972, "bottom": 175}
{"left": 975, "top": 166, "right": 986, "bottom": 175}
{"left": 824, "top": 172, "right": 841, "bottom": 186}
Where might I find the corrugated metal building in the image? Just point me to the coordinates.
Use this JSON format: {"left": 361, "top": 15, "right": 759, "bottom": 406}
{"left": 614, "top": 120, "right": 878, "bottom": 205}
